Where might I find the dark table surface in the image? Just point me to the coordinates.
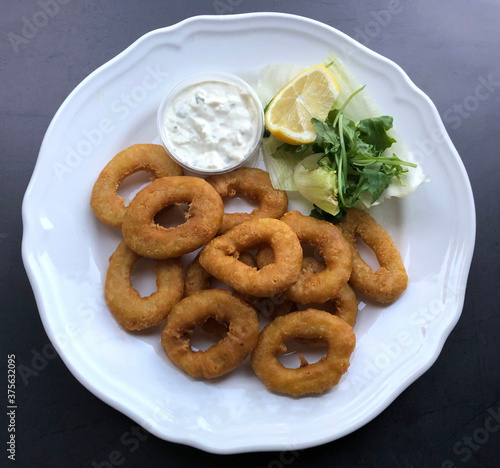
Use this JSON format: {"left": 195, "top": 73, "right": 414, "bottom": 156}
{"left": 2, "top": 1, "right": 500, "bottom": 467}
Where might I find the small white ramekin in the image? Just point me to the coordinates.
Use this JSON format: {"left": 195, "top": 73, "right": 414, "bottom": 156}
{"left": 157, "top": 72, "right": 264, "bottom": 175}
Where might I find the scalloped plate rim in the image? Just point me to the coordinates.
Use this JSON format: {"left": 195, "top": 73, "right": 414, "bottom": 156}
{"left": 21, "top": 12, "right": 475, "bottom": 454}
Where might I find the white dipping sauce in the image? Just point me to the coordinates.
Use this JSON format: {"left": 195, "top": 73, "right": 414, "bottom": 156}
{"left": 162, "top": 81, "right": 260, "bottom": 171}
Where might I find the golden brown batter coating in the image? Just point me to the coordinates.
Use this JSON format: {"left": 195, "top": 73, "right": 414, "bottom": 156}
{"left": 339, "top": 208, "right": 408, "bottom": 303}
{"left": 91, "top": 144, "right": 183, "bottom": 227}
{"left": 256, "top": 211, "right": 352, "bottom": 304}
{"left": 251, "top": 309, "right": 356, "bottom": 396}
{"left": 206, "top": 167, "right": 288, "bottom": 234}
{"left": 105, "top": 241, "right": 184, "bottom": 330}
{"left": 122, "top": 176, "right": 224, "bottom": 259}
{"left": 200, "top": 218, "right": 303, "bottom": 297}
{"left": 162, "top": 289, "right": 259, "bottom": 379}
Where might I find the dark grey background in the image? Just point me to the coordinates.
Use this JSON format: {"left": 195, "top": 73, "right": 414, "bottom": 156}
{"left": 1, "top": 1, "right": 500, "bottom": 467}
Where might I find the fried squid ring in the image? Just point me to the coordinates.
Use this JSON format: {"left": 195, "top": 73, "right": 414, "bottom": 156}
{"left": 256, "top": 211, "right": 352, "bottom": 304}
{"left": 251, "top": 257, "right": 357, "bottom": 350}
{"left": 91, "top": 144, "right": 183, "bottom": 228}
{"left": 185, "top": 251, "right": 256, "bottom": 297}
{"left": 300, "top": 257, "right": 358, "bottom": 328}
{"left": 248, "top": 293, "right": 296, "bottom": 320}
{"left": 339, "top": 208, "right": 408, "bottom": 303}
{"left": 327, "top": 284, "right": 358, "bottom": 328}
{"left": 161, "top": 289, "right": 259, "bottom": 379}
{"left": 185, "top": 251, "right": 257, "bottom": 336}
{"left": 206, "top": 167, "right": 288, "bottom": 234}
{"left": 122, "top": 176, "right": 224, "bottom": 259}
{"left": 105, "top": 241, "right": 184, "bottom": 331}
{"left": 251, "top": 309, "right": 356, "bottom": 396}
{"left": 199, "top": 218, "right": 303, "bottom": 297}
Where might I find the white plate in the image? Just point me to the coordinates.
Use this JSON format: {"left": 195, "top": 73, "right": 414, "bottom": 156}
{"left": 22, "top": 13, "right": 475, "bottom": 453}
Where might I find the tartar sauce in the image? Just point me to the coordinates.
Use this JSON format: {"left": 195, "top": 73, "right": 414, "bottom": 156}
{"left": 161, "top": 80, "right": 261, "bottom": 171}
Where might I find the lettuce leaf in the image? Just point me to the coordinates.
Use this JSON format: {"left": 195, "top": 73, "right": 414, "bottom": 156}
{"left": 257, "top": 53, "right": 428, "bottom": 218}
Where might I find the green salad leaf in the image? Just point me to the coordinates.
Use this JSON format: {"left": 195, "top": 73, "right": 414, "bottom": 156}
{"left": 358, "top": 116, "right": 397, "bottom": 152}
{"left": 294, "top": 154, "right": 340, "bottom": 215}
{"left": 277, "top": 87, "right": 417, "bottom": 222}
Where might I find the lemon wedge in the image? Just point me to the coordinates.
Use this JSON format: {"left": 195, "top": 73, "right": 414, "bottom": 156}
{"left": 265, "top": 65, "right": 340, "bottom": 145}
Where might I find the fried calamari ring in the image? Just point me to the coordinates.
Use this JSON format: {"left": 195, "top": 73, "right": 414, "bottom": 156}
{"left": 199, "top": 218, "right": 303, "bottom": 297}
{"left": 256, "top": 211, "right": 352, "bottom": 304}
{"left": 291, "top": 282, "right": 358, "bottom": 348}
{"left": 185, "top": 251, "right": 257, "bottom": 336}
{"left": 326, "top": 284, "right": 358, "bottom": 327}
{"left": 251, "top": 309, "right": 356, "bottom": 396}
{"left": 105, "top": 241, "right": 184, "bottom": 331}
{"left": 206, "top": 167, "right": 288, "bottom": 234}
{"left": 91, "top": 144, "right": 183, "bottom": 228}
{"left": 299, "top": 257, "right": 358, "bottom": 328}
{"left": 250, "top": 256, "right": 356, "bottom": 351}
{"left": 122, "top": 176, "right": 224, "bottom": 259}
{"left": 184, "top": 251, "right": 256, "bottom": 297}
{"left": 161, "top": 289, "right": 259, "bottom": 379}
{"left": 339, "top": 208, "right": 408, "bottom": 303}
{"left": 248, "top": 293, "right": 296, "bottom": 320}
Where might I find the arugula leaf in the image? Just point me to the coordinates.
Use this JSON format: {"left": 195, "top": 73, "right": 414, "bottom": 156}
{"left": 358, "top": 116, "right": 396, "bottom": 152}
{"left": 276, "top": 86, "right": 417, "bottom": 224}
{"left": 325, "top": 109, "right": 339, "bottom": 126}
{"left": 312, "top": 119, "right": 339, "bottom": 148}
{"left": 353, "top": 137, "right": 374, "bottom": 160}
{"left": 332, "top": 85, "right": 366, "bottom": 127}
{"left": 361, "top": 167, "right": 392, "bottom": 203}
{"left": 350, "top": 152, "right": 417, "bottom": 168}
